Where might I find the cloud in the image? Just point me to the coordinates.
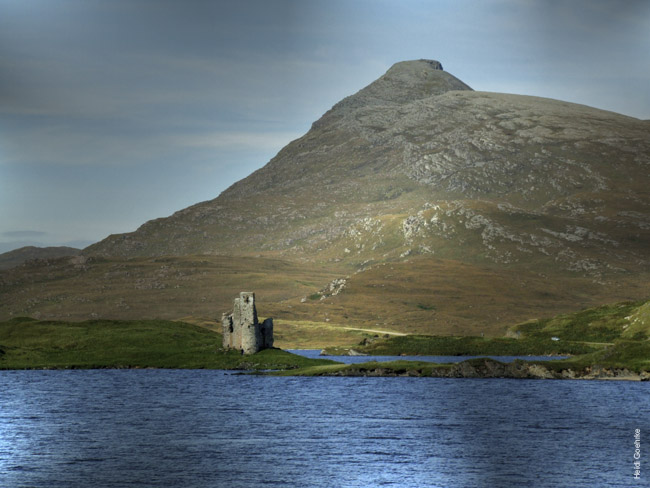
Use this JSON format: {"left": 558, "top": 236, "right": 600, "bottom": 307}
{"left": 0, "top": 122, "right": 304, "bottom": 168}
{"left": 0, "top": 47, "right": 343, "bottom": 170}
{"left": 173, "top": 131, "right": 302, "bottom": 151}
{"left": 1, "top": 126, "right": 166, "bottom": 167}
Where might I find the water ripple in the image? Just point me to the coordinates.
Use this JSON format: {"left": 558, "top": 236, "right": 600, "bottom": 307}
{"left": 0, "top": 370, "right": 647, "bottom": 488}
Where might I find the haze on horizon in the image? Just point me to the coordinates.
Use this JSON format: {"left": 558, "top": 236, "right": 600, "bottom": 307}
{"left": 1, "top": 0, "right": 649, "bottom": 253}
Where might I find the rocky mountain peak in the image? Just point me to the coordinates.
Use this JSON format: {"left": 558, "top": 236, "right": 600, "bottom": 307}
{"left": 384, "top": 58, "right": 444, "bottom": 76}
{"left": 314, "top": 59, "right": 472, "bottom": 127}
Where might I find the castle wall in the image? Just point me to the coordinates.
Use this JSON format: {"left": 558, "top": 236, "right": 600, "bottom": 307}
{"left": 221, "top": 313, "right": 234, "bottom": 349}
{"left": 241, "top": 321, "right": 262, "bottom": 355}
{"left": 221, "top": 292, "right": 273, "bottom": 355}
{"left": 262, "top": 318, "right": 274, "bottom": 349}
{"left": 238, "top": 292, "right": 258, "bottom": 328}
{"left": 232, "top": 297, "right": 243, "bottom": 351}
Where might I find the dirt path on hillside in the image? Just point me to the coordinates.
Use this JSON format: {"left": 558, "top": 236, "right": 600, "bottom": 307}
{"left": 339, "top": 327, "right": 407, "bottom": 336}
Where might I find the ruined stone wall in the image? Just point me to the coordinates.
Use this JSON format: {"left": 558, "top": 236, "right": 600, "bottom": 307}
{"left": 231, "top": 296, "right": 244, "bottom": 350}
{"left": 221, "top": 313, "right": 234, "bottom": 349}
{"left": 262, "top": 318, "right": 274, "bottom": 349}
{"left": 221, "top": 292, "right": 273, "bottom": 354}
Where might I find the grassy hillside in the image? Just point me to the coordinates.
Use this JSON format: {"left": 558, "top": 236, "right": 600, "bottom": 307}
{"left": 323, "top": 299, "right": 650, "bottom": 356}
{"left": 509, "top": 300, "right": 649, "bottom": 342}
{"left": 323, "top": 335, "right": 598, "bottom": 357}
{"left": 3, "top": 254, "right": 647, "bottom": 342}
{"left": 285, "top": 256, "right": 650, "bottom": 337}
{"left": 0, "top": 246, "right": 81, "bottom": 270}
{"left": 0, "top": 317, "right": 335, "bottom": 370}
{"left": 0, "top": 254, "right": 344, "bottom": 324}
{"left": 543, "top": 340, "right": 650, "bottom": 374}
{"left": 623, "top": 301, "right": 650, "bottom": 339}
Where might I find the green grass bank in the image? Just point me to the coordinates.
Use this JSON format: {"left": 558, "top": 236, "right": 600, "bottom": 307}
{"left": 0, "top": 317, "right": 335, "bottom": 370}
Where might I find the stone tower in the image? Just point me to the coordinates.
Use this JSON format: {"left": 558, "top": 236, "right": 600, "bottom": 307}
{"left": 221, "top": 292, "right": 273, "bottom": 354}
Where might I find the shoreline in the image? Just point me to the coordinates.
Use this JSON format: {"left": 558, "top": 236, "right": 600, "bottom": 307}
{"left": 267, "top": 357, "right": 650, "bottom": 381}
{"left": 2, "top": 361, "right": 648, "bottom": 381}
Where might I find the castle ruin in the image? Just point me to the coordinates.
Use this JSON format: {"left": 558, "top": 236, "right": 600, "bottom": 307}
{"left": 221, "top": 292, "right": 273, "bottom": 354}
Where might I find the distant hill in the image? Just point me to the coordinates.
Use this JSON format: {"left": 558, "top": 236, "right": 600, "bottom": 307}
{"left": 1, "top": 60, "right": 648, "bottom": 334}
{"left": 0, "top": 246, "right": 80, "bottom": 270}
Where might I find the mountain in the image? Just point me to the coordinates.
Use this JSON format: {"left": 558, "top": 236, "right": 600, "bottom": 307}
{"left": 86, "top": 59, "right": 649, "bottom": 278}
{"left": 2, "top": 60, "right": 649, "bottom": 336}
{"left": 0, "top": 246, "right": 81, "bottom": 271}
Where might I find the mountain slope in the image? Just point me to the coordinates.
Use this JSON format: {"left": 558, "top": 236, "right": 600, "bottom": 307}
{"left": 2, "top": 59, "right": 648, "bottom": 334}
{"left": 85, "top": 59, "right": 650, "bottom": 280}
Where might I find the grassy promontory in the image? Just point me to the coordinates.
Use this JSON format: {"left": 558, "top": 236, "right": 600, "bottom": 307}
{"left": 287, "top": 299, "right": 650, "bottom": 379}
{"left": 0, "top": 317, "right": 336, "bottom": 370}
{"left": 269, "top": 341, "right": 650, "bottom": 379}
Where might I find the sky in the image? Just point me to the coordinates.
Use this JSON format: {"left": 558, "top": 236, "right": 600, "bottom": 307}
{"left": 1, "top": 0, "right": 649, "bottom": 253}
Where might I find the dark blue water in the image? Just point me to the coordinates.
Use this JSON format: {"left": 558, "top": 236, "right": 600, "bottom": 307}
{"left": 0, "top": 370, "right": 647, "bottom": 488}
{"left": 288, "top": 349, "right": 568, "bottom": 364}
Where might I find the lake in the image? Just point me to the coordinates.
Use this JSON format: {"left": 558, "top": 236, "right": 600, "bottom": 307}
{"left": 0, "top": 369, "right": 647, "bottom": 487}
{"left": 288, "top": 349, "right": 568, "bottom": 364}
